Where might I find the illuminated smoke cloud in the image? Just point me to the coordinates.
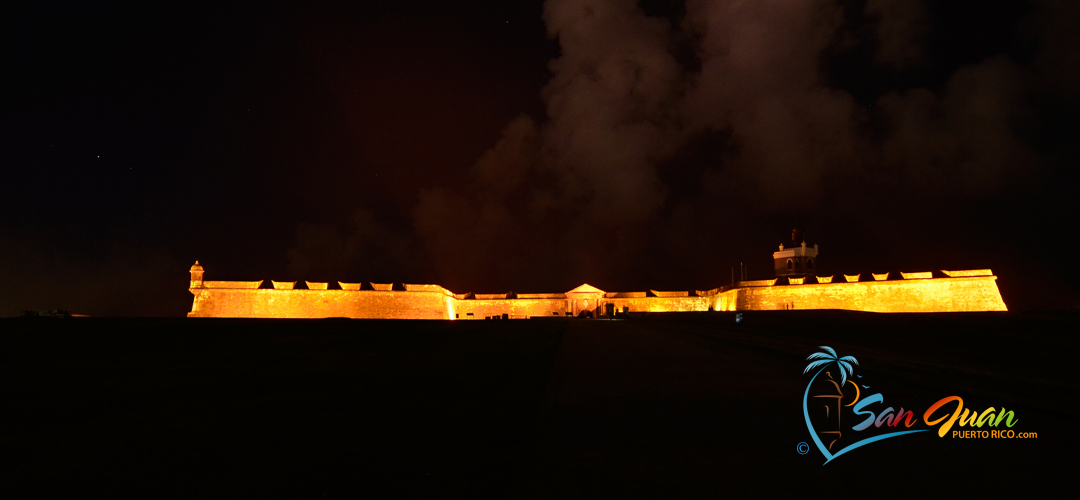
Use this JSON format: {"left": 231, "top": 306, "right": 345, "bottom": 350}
{"left": 539, "top": 0, "right": 684, "bottom": 224}
{"left": 680, "top": 0, "right": 864, "bottom": 207}
{"left": 875, "top": 57, "right": 1034, "bottom": 196}
{"left": 414, "top": 0, "right": 687, "bottom": 290}
{"left": 864, "top": 0, "right": 929, "bottom": 69}
{"left": 405, "top": 0, "right": 1070, "bottom": 293}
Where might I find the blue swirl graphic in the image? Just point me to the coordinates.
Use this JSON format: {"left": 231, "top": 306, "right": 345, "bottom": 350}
{"left": 803, "top": 368, "right": 929, "bottom": 465}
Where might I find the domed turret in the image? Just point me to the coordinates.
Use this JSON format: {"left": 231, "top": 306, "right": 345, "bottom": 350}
{"left": 189, "top": 261, "right": 205, "bottom": 288}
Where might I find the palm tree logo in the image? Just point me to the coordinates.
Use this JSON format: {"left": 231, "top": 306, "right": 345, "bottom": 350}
{"left": 803, "top": 346, "right": 858, "bottom": 388}
{"left": 803, "top": 347, "right": 858, "bottom": 452}
{"left": 801, "top": 346, "right": 929, "bottom": 465}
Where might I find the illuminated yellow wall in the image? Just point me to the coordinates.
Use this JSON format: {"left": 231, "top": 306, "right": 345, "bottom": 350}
{"left": 453, "top": 298, "right": 569, "bottom": 319}
{"left": 714, "top": 276, "right": 1007, "bottom": 312}
{"left": 189, "top": 288, "right": 454, "bottom": 319}
{"left": 188, "top": 267, "right": 1006, "bottom": 318}
{"left": 604, "top": 296, "right": 713, "bottom": 314}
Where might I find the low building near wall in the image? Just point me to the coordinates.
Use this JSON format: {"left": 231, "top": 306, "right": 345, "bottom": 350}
{"left": 186, "top": 263, "right": 1007, "bottom": 319}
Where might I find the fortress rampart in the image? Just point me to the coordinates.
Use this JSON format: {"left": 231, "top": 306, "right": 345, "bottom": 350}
{"left": 716, "top": 272, "right": 1008, "bottom": 312}
{"left": 186, "top": 262, "right": 1007, "bottom": 319}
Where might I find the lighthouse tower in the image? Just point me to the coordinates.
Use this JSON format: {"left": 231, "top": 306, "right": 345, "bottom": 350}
{"left": 773, "top": 227, "right": 818, "bottom": 278}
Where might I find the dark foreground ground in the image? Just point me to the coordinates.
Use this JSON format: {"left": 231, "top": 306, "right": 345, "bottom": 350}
{"left": 2, "top": 311, "right": 1076, "bottom": 498}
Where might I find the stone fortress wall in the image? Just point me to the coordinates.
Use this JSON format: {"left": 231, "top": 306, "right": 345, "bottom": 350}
{"left": 186, "top": 263, "right": 1008, "bottom": 319}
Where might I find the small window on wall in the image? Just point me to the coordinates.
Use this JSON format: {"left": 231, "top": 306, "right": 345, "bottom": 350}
{"left": 787, "top": 259, "right": 794, "bottom": 271}
{"left": 807, "top": 258, "right": 814, "bottom": 270}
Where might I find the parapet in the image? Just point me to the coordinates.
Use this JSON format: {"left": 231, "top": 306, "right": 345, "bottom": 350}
{"left": 942, "top": 269, "right": 993, "bottom": 277}
{"left": 901, "top": 272, "right": 933, "bottom": 279}
{"left": 738, "top": 279, "right": 779, "bottom": 287}
{"left": 650, "top": 290, "right": 689, "bottom": 298}
{"left": 518, "top": 293, "right": 568, "bottom": 299}
{"left": 605, "top": 292, "right": 644, "bottom": 298}
{"left": 475, "top": 292, "right": 515, "bottom": 300}
{"left": 202, "top": 280, "right": 263, "bottom": 289}
{"left": 404, "top": 284, "right": 453, "bottom": 295}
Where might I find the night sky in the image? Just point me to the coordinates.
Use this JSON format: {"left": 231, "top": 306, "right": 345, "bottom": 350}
{"left": 3, "top": 0, "right": 1079, "bottom": 317}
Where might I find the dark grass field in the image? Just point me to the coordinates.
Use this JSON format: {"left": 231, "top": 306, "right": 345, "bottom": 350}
{"left": 2, "top": 312, "right": 1075, "bottom": 497}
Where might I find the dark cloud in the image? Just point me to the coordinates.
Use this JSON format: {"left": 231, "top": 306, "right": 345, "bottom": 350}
{"left": 396, "top": 0, "right": 1079, "bottom": 307}
{"left": 6, "top": 0, "right": 1078, "bottom": 315}
{"left": 876, "top": 56, "right": 1036, "bottom": 196}
{"left": 865, "top": 0, "right": 929, "bottom": 69}
{"left": 407, "top": 1, "right": 687, "bottom": 290}
{"left": 287, "top": 208, "right": 422, "bottom": 283}
{"left": 1027, "top": 0, "right": 1080, "bottom": 101}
